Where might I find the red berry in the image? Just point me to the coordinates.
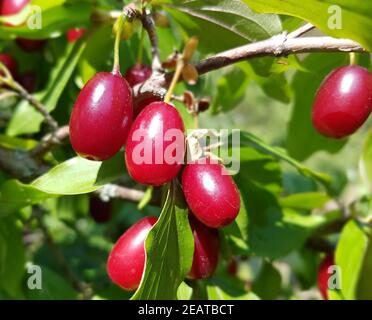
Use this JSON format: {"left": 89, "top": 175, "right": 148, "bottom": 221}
{"left": 107, "top": 216, "right": 157, "bottom": 291}
{"left": 125, "top": 64, "right": 152, "bottom": 87}
{"left": 67, "top": 28, "right": 86, "bottom": 43}
{"left": 90, "top": 196, "right": 112, "bottom": 223}
{"left": 227, "top": 258, "right": 238, "bottom": 276}
{"left": 19, "top": 71, "right": 36, "bottom": 92}
{"left": 312, "top": 65, "right": 372, "bottom": 139}
{"left": 16, "top": 38, "right": 47, "bottom": 52}
{"left": 69, "top": 71, "right": 133, "bottom": 161}
{"left": 182, "top": 160, "right": 240, "bottom": 228}
{"left": 0, "top": 0, "right": 29, "bottom": 16}
{"left": 188, "top": 214, "right": 220, "bottom": 280}
{"left": 318, "top": 254, "right": 334, "bottom": 300}
{"left": 125, "top": 101, "right": 185, "bottom": 186}
{"left": 0, "top": 53, "right": 18, "bottom": 78}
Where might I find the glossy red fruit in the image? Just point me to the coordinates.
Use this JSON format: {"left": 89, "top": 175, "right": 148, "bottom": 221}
{"left": 107, "top": 216, "right": 157, "bottom": 291}
{"left": 318, "top": 254, "right": 334, "bottom": 300}
{"left": 0, "top": 53, "right": 18, "bottom": 78}
{"left": 125, "top": 63, "right": 152, "bottom": 87}
{"left": 69, "top": 71, "right": 133, "bottom": 161}
{"left": 90, "top": 196, "right": 112, "bottom": 223}
{"left": 0, "top": 0, "right": 29, "bottom": 16}
{"left": 125, "top": 101, "right": 185, "bottom": 186}
{"left": 182, "top": 160, "right": 240, "bottom": 228}
{"left": 16, "top": 38, "right": 46, "bottom": 52}
{"left": 227, "top": 257, "right": 238, "bottom": 276}
{"left": 67, "top": 28, "right": 86, "bottom": 43}
{"left": 188, "top": 214, "right": 220, "bottom": 280}
{"left": 19, "top": 71, "right": 36, "bottom": 92}
{"left": 312, "top": 65, "right": 372, "bottom": 139}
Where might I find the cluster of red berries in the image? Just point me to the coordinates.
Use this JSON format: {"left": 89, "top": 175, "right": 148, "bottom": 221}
{"left": 69, "top": 61, "right": 241, "bottom": 290}
{"left": 312, "top": 65, "right": 372, "bottom": 139}
{"left": 317, "top": 254, "right": 334, "bottom": 300}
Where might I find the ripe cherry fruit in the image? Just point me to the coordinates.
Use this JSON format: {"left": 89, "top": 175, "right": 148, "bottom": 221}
{"left": 0, "top": 53, "right": 18, "bottom": 78}
{"left": 318, "top": 254, "right": 334, "bottom": 300}
{"left": 107, "top": 216, "right": 157, "bottom": 291}
{"left": 67, "top": 28, "right": 86, "bottom": 43}
{"left": 182, "top": 159, "right": 241, "bottom": 228}
{"left": 312, "top": 65, "right": 372, "bottom": 139}
{"left": 89, "top": 196, "right": 112, "bottom": 223}
{"left": 69, "top": 71, "right": 133, "bottom": 161}
{"left": 125, "top": 63, "right": 152, "bottom": 87}
{"left": 188, "top": 214, "right": 220, "bottom": 280}
{"left": 19, "top": 71, "right": 36, "bottom": 92}
{"left": 0, "top": 0, "right": 29, "bottom": 16}
{"left": 125, "top": 101, "right": 185, "bottom": 186}
{"left": 16, "top": 38, "right": 46, "bottom": 52}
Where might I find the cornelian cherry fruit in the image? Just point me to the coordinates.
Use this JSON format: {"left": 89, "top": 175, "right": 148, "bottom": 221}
{"left": 19, "top": 71, "right": 36, "bottom": 92}
{"left": 318, "top": 254, "right": 334, "bottom": 300}
{"left": 312, "top": 65, "right": 372, "bottom": 139}
{"left": 182, "top": 160, "right": 241, "bottom": 228}
{"left": 125, "top": 101, "right": 185, "bottom": 186}
{"left": 0, "top": 53, "right": 18, "bottom": 78}
{"left": 67, "top": 28, "right": 86, "bottom": 43}
{"left": 90, "top": 196, "right": 112, "bottom": 223}
{"left": 69, "top": 71, "right": 133, "bottom": 161}
{"left": 125, "top": 63, "right": 152, "bottom": 87}
{"left": 107, "top": 216, "right": 157, "bottom": 291}
{"left": 0, "top": 0, "right": 29, "bottom": 16}
{"left": 188, "top": 214, "right": 220, "bottom": 280}
{"left": 16, "top": 38, "right": 46, "bottom": 52}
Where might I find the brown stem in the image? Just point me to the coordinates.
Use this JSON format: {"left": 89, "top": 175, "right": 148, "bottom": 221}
{"left": 30, "top": 125, "right": 70, "bottom": 158}
{"left": 141, "top": 10, "right": 162, "bottom": 72}
{"left": 9, "top": 81, "right": 59, "bottom": 132}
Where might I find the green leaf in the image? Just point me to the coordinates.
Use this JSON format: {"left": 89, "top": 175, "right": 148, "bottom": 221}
{"left": 279, "top": 192, "right": 330, "bottom": 211}
{"left": 7, "top": 38, "right": 87, "bottom": 136}
{"left": 360, "top": 130, "right": 372, "bottom": 191}
{"left": 0, "top": 1, "right": 92, "bottom": 40}
{"left": 27, "top": 267, "right": 77, "bottom": 300}
{"left": 286, "top": 53, "right": 349, "bottom": 161}
{"left": 0, "top": 216, "right": 25, "bottom": 298}
{"left": 336, "top": 220, "right": 372, "bottom": 300}
{"left": 252, "top": 262, "right": 281, "bottom": 300}
{"left": 243, "top": 0, "right": 372, "bottom": 51}
{"left": 0, "top": 154, "right": 125, "bottom": 216}
{"left": 162, "top": 0, "right": 282, "bottom": 52}
{"left": 32, "top": 154, "right": 125, "bottom": 195}
{"left": 232, "top": 179, "right": 327, "bottom": 259}
{"left": 206, "top": 277, "right": 260, "bottom": 300}
{"left": 0, "top": 180, "right": 53, "bottom": 217}
{"left": 132, "top": 181, "right": 194, "bottom": 300}
{"left": 238, "top": 131, "right": 330, "bottom": 186}
{"left": 211, "top": 64, "right": 251, "bottom": 114}
{"left": 241, "top": 62, "right": 293, "bottom": 103}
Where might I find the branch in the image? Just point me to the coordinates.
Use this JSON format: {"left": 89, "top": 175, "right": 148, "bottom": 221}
{"left": 96, "top": 184, "right": 146, "bottom": 202}
{"left": 141, "top": 10, "right": 162, "bottom": 72}
{"left": 194, "top": 35, "right": 365, "bottom": 76}
{"left": 30, "top": 125, "right": 69, "bottom": 158}
{"left": 133, "top": 34, "right": 365, "bottom": 101}
{"left": 0, "top": 67, "right": 58, "bottom": 132}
